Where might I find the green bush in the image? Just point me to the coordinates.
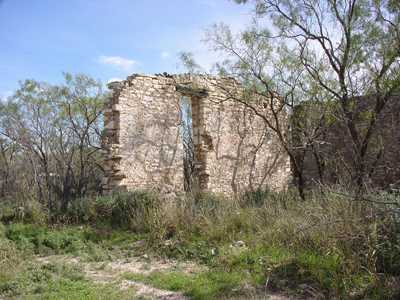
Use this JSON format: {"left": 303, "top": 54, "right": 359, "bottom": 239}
{"left": 0, "top": 200, "right": 47, "bottom": 224}
{"left": 109, "top": 191, "right": 161, "bottom": 231}
{"left": 64, "top": 191, "right": 164, "bottom": 233}
{"left": 5, "top": 223, "right": 91, "bottom": 255}
{"left": 64, "top": 197, "right": 96, "bottom": 223}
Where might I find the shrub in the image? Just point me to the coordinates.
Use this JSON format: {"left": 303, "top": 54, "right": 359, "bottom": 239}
{"left": 64, "top": 196, "right": 96, "bottom": 224}
{"left": 5, "top": 223, "right": 93, "bottom": 255}
{"left": 0, "top": 199, "right": 47, "bottom": 224}
{"left": 0, "top": 232, "right": 22, "bottom": 294}
{"left": 376, "top": 214, "right": 400, "bottom": 275}
{"left": 151, "top": 188, "right": 400, "bottom": 297}
{"left": 240, "top": 188, "right": 270, "bottom": 207}
{"left": 109, "top": 191, "right": 161, "bottom": 231}
{"left": 2, "top": 187, "right": 400, "bottom": 297}
{"left": 63, "top": 191, "right": 164, "bottom": 234}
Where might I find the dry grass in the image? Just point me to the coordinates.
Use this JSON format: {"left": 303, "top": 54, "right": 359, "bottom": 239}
{"left": 1, "top": 187, "right": 399, "bottom": 298}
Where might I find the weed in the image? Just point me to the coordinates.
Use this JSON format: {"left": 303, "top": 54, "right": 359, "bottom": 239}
{"left": 1, "top": 187, "right": 399, "bottom": 298}
{"left": 0, "top": 199, "right": 47, "bottom": 224}
{"left": 124, "top": 270, "right": 245, "bottom": 300}
{"left": 1, "top": 261, "right": 136, "bottom": 299}
{"left": 4, "top": 223, "right": 142, "bottom": 259}
{"left": 0, "top": 237, "right": 23, "bottom": 293}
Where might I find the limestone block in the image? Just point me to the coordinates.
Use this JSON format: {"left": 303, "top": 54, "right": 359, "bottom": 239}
{"left": 101, "top": 73, "right": 292, "bottom": 194}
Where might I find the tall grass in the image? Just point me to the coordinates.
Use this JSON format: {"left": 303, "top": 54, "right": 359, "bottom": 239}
{"left": 1, "top": 187, "right": 399, "bottom": 297}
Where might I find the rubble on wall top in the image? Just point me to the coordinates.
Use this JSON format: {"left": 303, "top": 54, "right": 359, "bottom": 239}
{"left": 107, "top": 81, "right": 124, "bottom": 90}
{"left": 175, "top": 84, "right": 209, "bottom": 97}
{"left": 106, "top": 72, "right": 239, "bottom": 91}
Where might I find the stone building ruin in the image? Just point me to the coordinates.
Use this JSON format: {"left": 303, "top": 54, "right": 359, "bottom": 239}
{"left": 102, "top": 73, "right": 291, "bottom": 195}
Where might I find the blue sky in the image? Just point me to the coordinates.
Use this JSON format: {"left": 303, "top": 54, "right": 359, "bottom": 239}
{"left": 0, "top": 0, "right": 252, "bottom": 98}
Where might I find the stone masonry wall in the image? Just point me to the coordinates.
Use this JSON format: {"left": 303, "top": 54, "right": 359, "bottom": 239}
{"left": 102, "top": 74, "right": 291, "bottom": 195}
{"left": 298, "top": 95, "right": 400, "bottom": 189}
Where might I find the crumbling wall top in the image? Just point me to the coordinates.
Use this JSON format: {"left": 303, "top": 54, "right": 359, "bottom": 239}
{"left": 107, "top": 73, "right": 239, "bottom": 91}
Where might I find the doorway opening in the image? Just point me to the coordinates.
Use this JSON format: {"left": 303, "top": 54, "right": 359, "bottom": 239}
{"left": 180, "top": 96, "right": 195, "bottom": 192}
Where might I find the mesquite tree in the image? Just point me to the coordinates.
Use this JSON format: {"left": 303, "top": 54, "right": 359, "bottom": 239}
{"left": 0, "top": 73, "right": 106, "bottom": 212}
{"left": 205, "top": 0, "right": 399, "bottom": 197}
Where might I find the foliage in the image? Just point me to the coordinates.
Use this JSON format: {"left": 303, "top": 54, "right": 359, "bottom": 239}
{"left": 201, "top": 0, "right": 400, "bottom": 197}
{"left": 2, "top": 187, "right": 400, "bottom": 295}
{"left": 1, "top": 188, "right": 399, "bottom": 298}
{"left": 0, "top": 199, "right": 47, "bottom": 224}
{"left": 65, "top": 191, "right": 164, "bottom": 234}
{"left": 0, "top": 237, "right": 22, "bottom": 290}
{"left": 179, "top": 51, "right": 203, "bottom": 74}
{"left": 3, "top": 223, "right": 141, "bottom": 261}
{"left": 0, "top": 73, "right": 107, "bottom": 212}
{"left": 153, "top": 189, "right": 400, "bottom": 298}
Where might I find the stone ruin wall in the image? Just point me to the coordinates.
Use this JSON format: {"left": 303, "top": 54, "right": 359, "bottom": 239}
{"left": 299, "top": 95, "right": 400, "bottom": 189}
{"left": 102, "top": 74, "right": 291, "bottom": 196}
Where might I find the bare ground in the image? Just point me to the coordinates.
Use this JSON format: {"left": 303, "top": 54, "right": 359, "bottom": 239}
{"left": 36, "top": 255, "right": 293, "bottom": 300}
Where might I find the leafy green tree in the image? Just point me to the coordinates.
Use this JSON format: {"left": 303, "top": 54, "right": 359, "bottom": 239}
{"left": 0, "top": 73, "right": 107, "bottom": 212}
{"left": 204, "top": 0, "right": 399, "bottom": 197}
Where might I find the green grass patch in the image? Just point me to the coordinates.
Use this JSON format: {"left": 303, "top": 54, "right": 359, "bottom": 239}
{"left": 2, "top": 186, "right": 399, "bottom": 298}
{"left": 0, "top": 261, "right": 136, "bottom": 299}
{"left": 124, "top": 270, "right": 245, "bottom": 300}
{"left": 152, "top": 237, "right": 377, "bottom": 298}
{"left": 4, "top": 223, "right": 143, "bottom": 259}
{"left": 23, "top": 278, "right": 135, "bottom": 300}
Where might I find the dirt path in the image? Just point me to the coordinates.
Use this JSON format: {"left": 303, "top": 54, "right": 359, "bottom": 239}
{"left": 36, "top": 255, "right": 292, "bottom": 300}
{"left": 36, "top": 255, "right": 202, "bottom": 300}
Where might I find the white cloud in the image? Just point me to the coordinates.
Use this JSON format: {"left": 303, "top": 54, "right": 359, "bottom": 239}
{"left": 161, "top": 51, "right": 170, "bottom": 59}
{"left": 107, "top": 78, "right": 123, "bottom": 83}
{"left": 0, "top": 90, "right": 13, "bottom": 100}
{"left": 154, "top": 6, "right": 253, "bottom": 74}
{"left": 98, "top": 55, "right": 137, "bottom": 71}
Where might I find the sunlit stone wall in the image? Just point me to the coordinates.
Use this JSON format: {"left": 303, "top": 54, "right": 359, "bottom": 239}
{"left": 102, "top": 74, "right": 291, "bottom": 196}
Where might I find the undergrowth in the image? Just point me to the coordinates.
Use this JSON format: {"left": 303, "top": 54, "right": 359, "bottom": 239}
{"left": 3, "top": 223, "right": 144, "bottom": 260}
{"left": 1, "top": 188, "right": 399, "bottom": 299}
{"left": 0, "top": 260, "right": 136, "bottom": 299}
{"left": 124, "top": 270, "right": 245, "bottom": 300}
